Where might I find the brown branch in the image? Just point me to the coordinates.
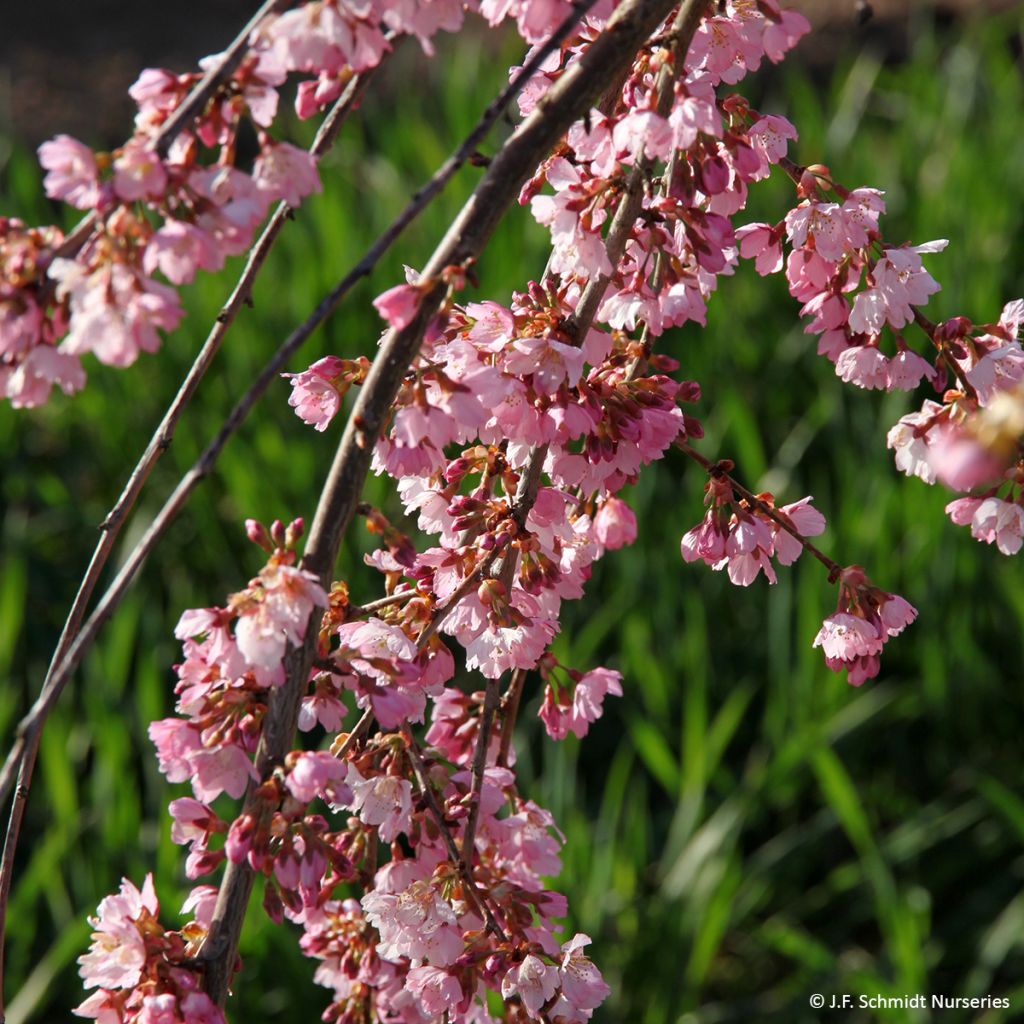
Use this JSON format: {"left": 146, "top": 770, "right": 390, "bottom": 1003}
{"left": 497, "top": 669, "right": 527, "bottom": 768}
{"left": 197, "top": 0, "right": 678, "bottom": 1003}
{"left": 677, "top": 440, "right": 844, "bottom": 580}
{"left": 352, "top": 590, "right": 419, "bottom": 615}
{"left": 460, "top": 677, "right": 501, "bottom": 869}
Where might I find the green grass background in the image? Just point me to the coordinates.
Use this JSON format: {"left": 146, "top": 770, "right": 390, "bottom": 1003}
{"left": 2, "top": 8, "right": 1024, "bottom": 1023}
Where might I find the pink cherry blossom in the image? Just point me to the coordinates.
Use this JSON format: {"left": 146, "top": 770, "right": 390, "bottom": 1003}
{"left": 373, "top": 283, "right": 422, "bottom": 330}
{"left": 283, "top": 355, "right": 347, "bottom": 431}
{"left": 593, "top": 496, "right": 637, "bottom": 550}
{"left": 347, "top": 767, "right": 413, "bottom": 842}
{"left": 252, "top": 142, "right": 322, "bottom": 206}
{"left": 947, "top": 495, "right": 1024, "bottom": 555}
{"left": 501, "top": 955, "right": 560, "bottom": 1018}
{"left": 78, "top": 875, "right": 158, "bottom": 990}
{"left": 232, "top": 562, "right": 328, "bottom": 671}
{"left": 38, "top": 134, "right": 100, "bottom": 209}
{"left": 112, "top": 143, "right": 168, "bottom": 201}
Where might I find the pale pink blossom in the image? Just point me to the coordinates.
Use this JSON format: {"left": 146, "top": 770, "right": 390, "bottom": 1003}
{"left": 947, "top": 495, "right": 1024, "bottom": 555}
{"left": 501, "top": 955, "right": 560, "bottom": 1018}
{"left": 850, "top": 242, "right": 945, "bottom": 334}
{"left": 252, "top": 142, "right": 322, "bottom": 206}
{"left": 886, "top": 347, "right": 934, "bottom": 391}
{"left": 78, "top": 875, "right": 158, "bottom": 990}
{"left": 373, "top": 283, "right": 421, "bottom": 330}
{"left": 835, "top": 345, "right": 890, "bottom": 390}
{"left": 557, "top": 934, "right": 610, "bottom": 1014}
{"left": 735, "top": 222, "right": 783, "bottom": 275}
{"left": 887, "top": 400, "right": 945, "bottom": 483}
{"left": 748, "top": 115, "right": 798, "bottom": 166}
{"left": 282, "top": 355, "right": 347, "bottom": 431}
{"left": 144, "top": 221, "right": 222, "bottom": 285}
{"left": 112, "top": 143, "right": 167, "bottom": 201}
{"left": 38, "top": 134, "right": 100, "bottom": 209}
{"left": 593, "top": 496, "right": 637, "bottom": 550}
{"left": 285, "top": 751, "right": 349, "bottom": 804}
{"left": 347, "top": 767, "right": 413, "bottom": 842}
{"left": 406, "top": 965, "right": 463, "bottom": 1015}
{"left": 504, "top": 334, "right": 586, "bottom": 395}
{"left": 232, "top": 562, "right": 328, "bottom": 671}
{"left": 362, "top": 880, "right": 462, "bottom": 965}
{"left": 771, "top": 497, "right": 826, "bottom": 566}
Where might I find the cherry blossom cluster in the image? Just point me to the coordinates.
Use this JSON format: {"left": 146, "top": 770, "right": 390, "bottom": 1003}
{"left": 732, "top": 153, "right": 1024, "bottom": 557}
{"left": 680, "top": 467, "right": 825, "bottom": 585}
{"left": 1, "top": 0, "right": 612, "bottom": 409}
{"left": 85, "top": 514, "right": 619, "bottom": 1024}
{"left": 58, "top": 0, "right": 1023, "bottom": 1021}
{"left": 76, "top": 875, "right": 225, "bottom": 1024}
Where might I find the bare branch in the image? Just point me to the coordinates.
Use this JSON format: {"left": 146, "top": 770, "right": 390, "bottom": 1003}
{"left": 460, "top": 677, "right": 501, "bottom": 869}
{"left": 497, "top": 668, "right": 527, "bottom": 768}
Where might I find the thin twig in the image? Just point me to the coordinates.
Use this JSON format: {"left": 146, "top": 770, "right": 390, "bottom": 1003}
{"left": 198, "top": 0, "right": 677, "bottom": 1003}
{"left": 352, "top": 590, "right": 419, "bottom": 615}
{"left": 497, "top": 669, "right": 527, "bottom": 768}
{"left": 676, "top": 440, "right": 844, "bottom": 580}
{"left": 460, "top": 677, "right": 501, "bottom": 869}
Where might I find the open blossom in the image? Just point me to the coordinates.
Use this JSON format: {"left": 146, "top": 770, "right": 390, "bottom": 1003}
{"left": 541, "top": 667, "right": 623, "bottom": 741}
{"left": 502, "top": 954, "right": 560, "bottom": 1018}
{"left": 406, "top": 965, "right": 463, "bottom": 1016}
{"left": 556, "top": 934, "right": 611, "bottom": 1016}
{"left": 283, "top": 355, "right": 347, "bottom": 431}
{"left": 252, "top": 141, "right": 322, "bottom": 205}
{"left": 144, "top": 221, "right": 223, "bottom": 285}
{"left": 886, "top": 399, "right": 946, "bottom": 483}
{"left": 347, "top": 766, "right": 413, "bottom": 841}
{"left": 232, "top": 562, "right": 328, "bottom": 671}
{"left": 112, "top": 142, "right": 168, "bottom": 201}
{"left": 78, "top": 875, "right": 158, "bottom": 991}
{"left": 38, "top": 134, "right": 101, "bottom": 209}
{"left": 849, "top": 241, "right": 946, "bottom": 335}
{"left": 363, "top": 880, "right": 463, "bottom": 966}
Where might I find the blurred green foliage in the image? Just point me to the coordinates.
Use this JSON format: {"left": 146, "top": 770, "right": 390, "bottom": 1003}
{"left": 3, "top": 9, "right": 1024, "bottom": 1024}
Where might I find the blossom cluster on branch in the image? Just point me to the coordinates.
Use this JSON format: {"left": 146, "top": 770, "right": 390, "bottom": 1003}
{"left": 5, "top": 1, "right": 1022, "bottom": 1023}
